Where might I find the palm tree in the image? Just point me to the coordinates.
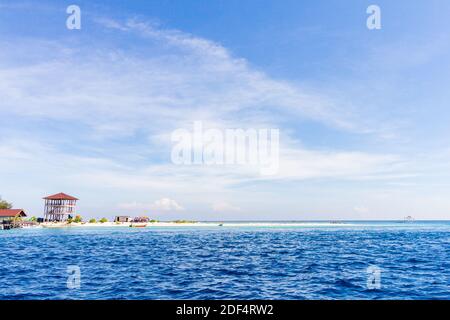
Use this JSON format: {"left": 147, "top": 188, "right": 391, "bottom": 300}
{"left": 12, "top": 213, "right": 23, "bottom": 227}
{"left": 0, "top": 196, "right": 13, "bottom": 209}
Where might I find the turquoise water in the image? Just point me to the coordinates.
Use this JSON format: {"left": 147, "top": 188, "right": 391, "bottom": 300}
{"left": 0, "top": 221, "right": 449, "bottom": 299}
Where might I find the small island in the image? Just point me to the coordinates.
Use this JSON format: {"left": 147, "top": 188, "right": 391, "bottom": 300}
{"left": 1, "top": 192, "right": 208, "bottom": 229}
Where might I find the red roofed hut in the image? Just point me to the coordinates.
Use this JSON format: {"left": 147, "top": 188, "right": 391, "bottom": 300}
{"left": 0, "top": 209, "right": 27, "bottom": 229}
{"left": 0, "top": 209, "right": 27, "bottom": 222}
{"left": 43, "top": 192, "right": 78, "bottom": 222}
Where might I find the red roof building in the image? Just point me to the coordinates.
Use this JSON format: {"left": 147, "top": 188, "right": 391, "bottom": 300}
{"left": 0, "top": 209, "right": 27, "bottom": 220}
{"left": 43, "top": 193, "right": 78, "bottom": 222}
{"left": 43, "top": 192, "right": 79, "bottom": 201}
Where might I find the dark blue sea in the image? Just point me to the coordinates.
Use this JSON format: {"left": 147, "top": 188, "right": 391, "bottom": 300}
{"left": 1, "top": 221, "right": 449, "bottom": 300}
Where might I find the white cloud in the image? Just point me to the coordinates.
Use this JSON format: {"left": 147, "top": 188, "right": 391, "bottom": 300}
{"left": 1, "top": 14, "right": 434, "bottom": 219}
{"left": 272, "top": 148, "right": 400, "bottom": 181}
{"left": 151, "top": 198, "right": 184, "bottom": 211}
{"left": 118, "top": 198, "right": 184, "bottom": 212}
{"left": 118, "top": 201, "right": 148, "bottom": 211}
{"left": 0, "top": 17, "right": 382, "bottom": 137}
{"left": 212, "top": 201, "right": 241, "bottom": 212}
{"left": 353, "top": 206, "right": 369, "bottom": 214}
{"left": 0, "top": 15, "right": 405, "bottom": 192}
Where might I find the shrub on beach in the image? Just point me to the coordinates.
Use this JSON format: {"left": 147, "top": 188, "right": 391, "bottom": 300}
{"left": 67, "top": 218, "right": 73, "bottom": 224}
{"left": 99, "top": 218, "right": 108, "bottom": 223}
{"left": 73, "top": 215, "right": 82, "bottom": 223}
{"left": 173, "top": 220, "right": 196, "bottom": 224}
{"left": 89, "top": 218, "right": 96, "bottom": 223}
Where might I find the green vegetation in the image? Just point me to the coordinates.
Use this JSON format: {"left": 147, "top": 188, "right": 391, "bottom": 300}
{"left": 99, "top": 217, "right": 108, "bottom": 223}
{"left": 149, "top": 219, "right": 159, "bottom": 223}
{"left": 73, "top": 215, "right": 82, "bottom": 223}
{"left": 88, "top": 218, "right": 96, "bottom": 223}
{"left": 0, "top": 196, "right": 12, "bottom": 209}
{"left": 67, "top": 218, "right": 73, "bottom": 224}
{"left": 172, "top": 220, "right": 197, "bottom": 224}
{"left": 29, "top": 216, "right": 37, "bottom": 222}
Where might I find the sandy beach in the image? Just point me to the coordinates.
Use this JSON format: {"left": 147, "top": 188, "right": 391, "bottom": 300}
{"left": 38, "top": 221, "right": 358, "bottom": 228}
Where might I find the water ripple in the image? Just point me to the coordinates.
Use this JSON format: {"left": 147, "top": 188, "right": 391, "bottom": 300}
{"left": 1, "top": 224, "right": 449, "bottom": 299}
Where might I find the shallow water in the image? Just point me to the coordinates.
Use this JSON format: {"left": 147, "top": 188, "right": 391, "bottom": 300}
{"left": 0, "top": 221, "right": 449, "bottom": 299}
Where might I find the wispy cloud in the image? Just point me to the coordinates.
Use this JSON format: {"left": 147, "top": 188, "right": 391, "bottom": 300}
{"left": 119, "top": 198, "right": 184, "bottom": 212}
{"left": 2, "top": 10, "right": 443, "bottom": 219}
{"left": 0, "top": 17, "right": 388, "bottom": 137}
{"left": 212, "top": 201, "right": 241, "bottom": 213}
{"left": 0, "top": 17, "right": 403, "bottom": 184}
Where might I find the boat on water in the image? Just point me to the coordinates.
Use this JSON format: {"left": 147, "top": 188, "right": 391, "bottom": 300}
{"left": 41, "top": 223, "right": 71, "bottom": 228}
{"left": 129, "top": 216, "right": 150, "bottom": 228}
{"left": 21, "top": 223, "right": 41, "bottom": 229}
{"left": 129, "top": 223, "right": 147, "bottom": 228}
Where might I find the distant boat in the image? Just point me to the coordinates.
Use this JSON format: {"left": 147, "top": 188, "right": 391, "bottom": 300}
{"left": 129, "top": 223, "right": 147, "bottom": 228}
{"left": 404, "top": 216, "right": 415, "bottom": 222}
{"left": 129, "top": 216, "right": 149, "bottom": 228}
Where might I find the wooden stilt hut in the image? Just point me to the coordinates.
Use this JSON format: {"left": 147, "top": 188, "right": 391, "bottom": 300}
{"left": 43, "top": 192, "right": 78, "bottom": 222}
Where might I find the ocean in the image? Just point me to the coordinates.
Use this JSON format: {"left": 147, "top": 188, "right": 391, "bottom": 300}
{"left": 0, "top": 221, "right": 449, "bottom": 300}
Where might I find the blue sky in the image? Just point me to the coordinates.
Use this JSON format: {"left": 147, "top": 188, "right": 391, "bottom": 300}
{"left": 1, "top": 0, "right": 450, "bottom": 220}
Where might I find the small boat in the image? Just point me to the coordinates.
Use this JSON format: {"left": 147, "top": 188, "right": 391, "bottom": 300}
{"left": 129, "top": 223, "right": 147, "bottom": 228}
{"left": 129, "top": 216, "right": 150, "bottom": 228}
{"left": 41, "top": 223, "right": 71, "bottom": 228}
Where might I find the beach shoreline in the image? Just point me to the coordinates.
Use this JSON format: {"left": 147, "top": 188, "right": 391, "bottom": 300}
{"left": 32, "top": 221, "right": 408, "bottom": 229}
